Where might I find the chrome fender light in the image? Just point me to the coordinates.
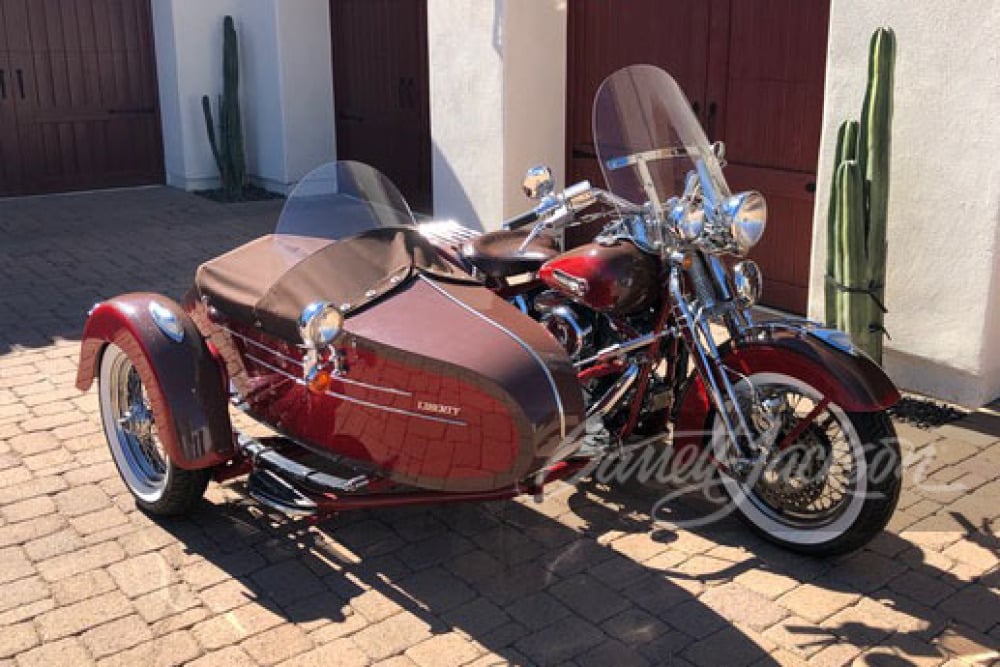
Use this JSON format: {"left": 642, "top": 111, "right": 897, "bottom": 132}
{"left": 733, "top": 260, "right": 763, "bottom": 307}
{"left": 298, "top": 301, "right": 345, "bottom": 349}
{"left": 148, "top": 301, "right": 184, "bottom": 343}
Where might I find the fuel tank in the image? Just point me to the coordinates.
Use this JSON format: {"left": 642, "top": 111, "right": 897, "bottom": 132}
{"left": 539, "top": 240, "right": 661, "bottom": 315}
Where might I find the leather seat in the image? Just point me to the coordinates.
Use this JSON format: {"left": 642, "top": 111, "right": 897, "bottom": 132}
{"left": 462, "top": 230, "right": 560, "bottom": 278}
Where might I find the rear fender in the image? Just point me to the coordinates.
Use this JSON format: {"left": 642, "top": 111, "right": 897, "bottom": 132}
{"left": 77, "top": 293, "right": 233, "bottom": 470}
{"left": 673, "top": 327, "right": 900, "bottom": 451}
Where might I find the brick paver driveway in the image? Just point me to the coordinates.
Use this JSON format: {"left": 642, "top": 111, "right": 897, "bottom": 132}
{"left": 0, "top": 187, "right": 997, "bottom": 666}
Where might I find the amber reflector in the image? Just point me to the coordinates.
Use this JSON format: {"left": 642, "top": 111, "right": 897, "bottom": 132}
{"left": 308, "top": 368, "right": 332, "bottom": 394}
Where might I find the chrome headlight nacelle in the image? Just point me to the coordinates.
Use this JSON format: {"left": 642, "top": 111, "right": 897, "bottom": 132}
{"left": 669, "top": 191, "right": 767, "bottom": 256}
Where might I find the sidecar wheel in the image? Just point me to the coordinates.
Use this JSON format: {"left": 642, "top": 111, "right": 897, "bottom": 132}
{"left": 98, "top": 344, "right": 209, "bottom": 516}
{"left": 710, "top": 372, "right": 901, "bottom": 556}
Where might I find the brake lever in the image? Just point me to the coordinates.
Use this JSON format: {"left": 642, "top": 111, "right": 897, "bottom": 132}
{"left": 517, "top": 218, "right": 553, "bottom": 253}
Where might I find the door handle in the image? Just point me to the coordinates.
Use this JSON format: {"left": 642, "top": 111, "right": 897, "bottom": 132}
{"left": 15, "top": 69, "right": 24, "bottom": 99}
{"left": 706, "top": 101, "right": 718, "bottom": 137}
{"left": 692, "top": 100, "right": 701, "bottom": 117}
{"left": 805, "top": 182, "right": 817, "bottom": 193}
{"left": 0, "top": 70, "right": 5, "bottom": 100}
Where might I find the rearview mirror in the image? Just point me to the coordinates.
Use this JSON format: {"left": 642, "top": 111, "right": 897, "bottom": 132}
{"left": 522, "top": 165, "right": 555, "bottom": 201}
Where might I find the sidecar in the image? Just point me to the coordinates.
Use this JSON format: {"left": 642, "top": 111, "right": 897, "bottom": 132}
{"left": 77, "top": 162, "right": 585, "bottom": 516}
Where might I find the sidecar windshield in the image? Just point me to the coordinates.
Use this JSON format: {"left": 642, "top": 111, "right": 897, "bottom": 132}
{"left": 276, "top": 160, "right": 416, "bottom": 239}
{"left": 194, "top": 161, "right": 473, "bottom": 340}
{"left": 593, "top": 65, "right": 731, "bottom": 213}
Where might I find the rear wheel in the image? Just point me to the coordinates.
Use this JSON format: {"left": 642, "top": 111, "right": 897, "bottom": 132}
{"left": 710, "top": 372, "right": 900, "bottom": 556}
{"left": 98, "top": 344, "right": 209, "bottom": 516}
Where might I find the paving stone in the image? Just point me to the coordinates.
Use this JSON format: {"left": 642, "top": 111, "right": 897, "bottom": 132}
{"left": 53, "top": 484, "right": 111, "bottom": 517}
{"left": 14, "top": 637, "right": 94, "bottom": 667}
{"left": 0, "top": 576, "right": 49, "bottom": 613}
{"left": 278, "top": 638, "right": 370, "bottom": 667}
{"left": 0, "top": 514, "right": 65, "bottom": 549}
{"left": 106, "top": 550, "right": 175, "bottom": 597}
{"left": 776, "top": 582, "right": 860, "bottom": 624}
{"left": 70, "top": 507, "right": 130, "bottom": 536}
{"left": 513, "top": 615, "right": 604, "bottom": 665}
{"left": 1, "top": 496, "right": 56, "bottom": 524}
{"left": 697, "top": 583, "right": 787, "bottom": 631}
{"left": 404, "top": 632, "right": 483, "bottom": 667}
{"left": 132, "top": 583, "right": 202, "bottom": 623}
{"left": 23, "top": 528, "right": 84, "bottom": 562}
{"left": 35, "top": 590, "right": 132, "bottom": 641}
{"left": 192, "top": 603, "right": 284, "bottom": 650}
{"left": 683, "top": 626, "right": 770, "bottom": 667}
{"left": 198, "top": 578, "right": 256, "bottom": 614}
{"left": 548, "top": 572, "right": 630, "bottom": 624}
{"left": 0, "top": 475, "right": 66, "bottom": 505}
{"left": 504, "top": 590, "right": 572, "bottom": 629}
{"left": 0, "top": 621, "right": 38, "bottom": 659}
{"left": 187, "top": 646, "right": 257, "bottom": 667}
{"left": 936, "top": 586, "right": 1000, "bottom": 632}
{"left": 250, "top": 560, "right": 324, "bottom": 607}
{"left": 117, "top": 525, "right": 176, "bottom": 557}
{"left": 761, "top": 614, "right": 838, "bottom": 658}
{"left": 601, "top": 608, "right": 670, "bottom": 646}
{"left": 81, "top": 614, "right": 154, "bottom": 658}
{"left": 351, "top": 612, "right": 434, "bottom": 661}
{"left": 241, "top": 624, "right": 314, "bottom": 665}
{"left": 36, "top": 540, "right": 124, "bottom": 582}
{"left": 396, "top": 567, "right": 476, "bottom": 613}
{"left": 440, "top": 597, "right": 508, "bottom": 637}
{"left": 732, "top": 567, "right": 800, "bottom": 600}
{"left": 0, "top": 546, "right": 34, "bottom": 584}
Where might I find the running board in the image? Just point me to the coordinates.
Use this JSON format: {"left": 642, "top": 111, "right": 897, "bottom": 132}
{"left": 237, "top": 434, "right": 369, "bottom": 496}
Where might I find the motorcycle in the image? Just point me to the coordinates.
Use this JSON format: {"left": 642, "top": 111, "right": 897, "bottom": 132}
{"left": 77, "top": 65, "right": 901, "bottom": 555}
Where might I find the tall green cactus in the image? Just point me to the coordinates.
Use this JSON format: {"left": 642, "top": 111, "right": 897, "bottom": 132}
{"left": 825, "top": 27, "right": 896, "bottom": 364}
{"left": 201, "top": 16, "right": 246, "bottom": 201}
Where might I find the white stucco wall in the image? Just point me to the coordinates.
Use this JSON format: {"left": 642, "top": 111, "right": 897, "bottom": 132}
{"left": 427, "top": 0, "right": 505, "bottom": 229}
{"left": 428, "top": 0, "right": 567, "bottom": 230}
{"left": 502, "top": 1, "right": 568, "bottom": 219}
{"left": 150, "top": 0, "right": 334, "bottom": 193}
{"left": 809, "top": 0, "right": 1000, "bottom": 406}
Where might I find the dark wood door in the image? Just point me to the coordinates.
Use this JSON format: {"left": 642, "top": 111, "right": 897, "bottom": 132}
{"left": 0, "top": 0, "right": 164, "bottom": 196}
{"left": 567, "top": 0, "right": 711, "bottom": 190}
{"left": 567, "top": 0, "right": 830, "bottom": 314}
{"left": 330, "top": 0, "right": 432, "bottom": 213}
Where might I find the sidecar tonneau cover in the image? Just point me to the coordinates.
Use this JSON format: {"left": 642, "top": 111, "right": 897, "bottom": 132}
{"left": 194, "top": 228, "right": 474, "bottom": 340}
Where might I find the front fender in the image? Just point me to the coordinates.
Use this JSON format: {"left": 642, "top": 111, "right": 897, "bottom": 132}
{"left": 77, "top": 293, "right": 233, "bottom": 470}
{"left": 674, "top": 327, "right": 900, "bottom": 449}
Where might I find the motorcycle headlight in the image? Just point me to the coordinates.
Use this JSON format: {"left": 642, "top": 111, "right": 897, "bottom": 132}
{"left": 669, "top": 199, "right": 705, "bottom": 242}
{"left": 733, "top": 260, "right": 763, "bottom": 307}
{"left": 723, "top": 191, "right": 767, "bottom": 254}
{"left": 298, "top": 301, "right": 344, "bottom": 348}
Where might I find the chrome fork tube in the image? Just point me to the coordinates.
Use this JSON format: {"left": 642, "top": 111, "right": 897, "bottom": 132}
{"left": 669, "top": 268, "right": 756, "bottom": 460}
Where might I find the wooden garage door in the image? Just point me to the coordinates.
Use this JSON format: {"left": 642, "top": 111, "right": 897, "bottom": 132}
{"left": 568, "top": 0, "right": 830, "bottom": 314}
{"left": 330, "top": 0, "right": 432, "bottom": 214}
{"left": 0, "top": 0, "right": 164, "bottom": 197}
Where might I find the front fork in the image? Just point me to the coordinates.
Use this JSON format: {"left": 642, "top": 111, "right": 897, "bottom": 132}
{"left": 668, "top": 264, "right": 765, "bottom": 470}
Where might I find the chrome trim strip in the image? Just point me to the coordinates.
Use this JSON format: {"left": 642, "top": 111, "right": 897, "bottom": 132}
{"left": 221, "top": 326, "right": 411, "bottom": 397}
{"left": 418, "top": 276, "right": 567, "bottom": 438}
{"left": 244, "top": 353, "right": 467, "bottom": 427}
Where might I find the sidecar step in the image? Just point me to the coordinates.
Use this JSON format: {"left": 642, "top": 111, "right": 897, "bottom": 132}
{"left": 237, "top": 434, "right": 369, "bottom": 495}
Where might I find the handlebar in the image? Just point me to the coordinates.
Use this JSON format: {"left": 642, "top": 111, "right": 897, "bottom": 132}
{"left": 502, "top": 208, "right": 540, "bottom": 231}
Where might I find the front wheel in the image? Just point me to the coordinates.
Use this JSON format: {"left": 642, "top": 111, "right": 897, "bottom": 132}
{"left": 710, "top": 372, "right": 901, "bottom": 556}
{"left": 98, "top": 344, "right": 209, "bottom": 516}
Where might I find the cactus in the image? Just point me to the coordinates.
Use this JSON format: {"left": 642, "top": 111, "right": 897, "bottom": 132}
{"left": 201, "top": 16, "right": 246, "bottom": 201}
{"left": 825, "top": 27, "right": 896, "bottom": 364}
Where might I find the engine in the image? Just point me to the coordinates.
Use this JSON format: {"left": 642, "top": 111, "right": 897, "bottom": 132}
{"left": 533, "top": 291, "right": 595, "bottom": 362}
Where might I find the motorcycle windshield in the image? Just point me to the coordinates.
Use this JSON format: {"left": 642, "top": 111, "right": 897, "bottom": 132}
{"left": 593, "top": 65, "right": 731, "bottom": 213}
{"left": 276, "top": 160, "right": 416, "bottom": 239}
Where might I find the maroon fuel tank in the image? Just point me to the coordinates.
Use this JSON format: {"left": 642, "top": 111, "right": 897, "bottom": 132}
{"left": 538, "top": 240, "right": 661, "bottom": 315}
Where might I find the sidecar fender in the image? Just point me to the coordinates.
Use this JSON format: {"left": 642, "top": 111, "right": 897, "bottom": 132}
{"left": 673, "top": 327, "right": 900, "bottom": 450}
{"left": 76, "top": 293, "right": 233, "bottom": 470}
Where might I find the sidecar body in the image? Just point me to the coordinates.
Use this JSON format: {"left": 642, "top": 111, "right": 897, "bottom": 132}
{"left": 77, "top": 162, "right": 585, "bottom": 500}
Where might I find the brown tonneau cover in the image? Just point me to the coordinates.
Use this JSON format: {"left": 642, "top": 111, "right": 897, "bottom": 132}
{"left": 194, "top": 228, "right": 475, "bottom": 341}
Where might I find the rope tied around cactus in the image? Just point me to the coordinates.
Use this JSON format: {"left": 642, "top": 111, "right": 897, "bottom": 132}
{"left": 824, "top": 274, "right": 888, "bottom": 314}
{"left": 824, "top": 274, "right": 891, "bottom": 339}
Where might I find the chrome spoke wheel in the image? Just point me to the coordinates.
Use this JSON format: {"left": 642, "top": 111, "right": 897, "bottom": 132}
{"left": 100, "top": 346, "right": 169, "bottom": 502}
